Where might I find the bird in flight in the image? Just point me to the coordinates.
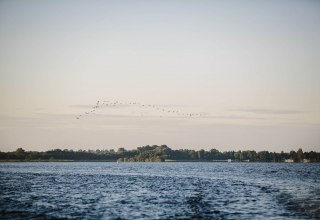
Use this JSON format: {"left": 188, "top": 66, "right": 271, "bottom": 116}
{"left": 76, "top": 99, "right": 207, "bottom": 120}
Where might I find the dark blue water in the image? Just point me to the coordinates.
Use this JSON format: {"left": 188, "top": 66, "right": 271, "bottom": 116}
{"left": 0, "top": 162, "right": 319, "bottom": 219}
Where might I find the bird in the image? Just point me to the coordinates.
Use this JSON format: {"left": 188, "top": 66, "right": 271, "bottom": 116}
{"left": 76, "top": 99, "right": 207, "bottom": 120}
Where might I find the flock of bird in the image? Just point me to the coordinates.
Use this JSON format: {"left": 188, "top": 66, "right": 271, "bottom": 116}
{"left": 76, "top": 100, "right": 207, "bottom": 120}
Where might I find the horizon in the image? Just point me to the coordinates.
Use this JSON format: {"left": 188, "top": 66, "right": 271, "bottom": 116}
{"left": 1, "top": 0, "right": 320, "bottom": 152}
{"left": 1, "top": 144, "right": 317, "bottom": 154}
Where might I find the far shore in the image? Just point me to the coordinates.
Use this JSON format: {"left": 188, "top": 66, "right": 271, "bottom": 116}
{"left": 0, "top": 160, "right": 315, "bottom": 163}
{"left": 0, "top": 160, "right": 114, "bottom": 162}
{"left": 1, "top": 146, "right": 318, "bottom": 163}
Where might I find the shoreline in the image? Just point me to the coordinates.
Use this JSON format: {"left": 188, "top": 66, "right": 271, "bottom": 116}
{"left": 0, "top": 160, "right": 316, "bottom": 163}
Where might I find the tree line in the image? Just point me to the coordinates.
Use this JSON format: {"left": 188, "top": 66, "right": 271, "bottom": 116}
{"left": 0, "top": 145, "right": 319, "bottom": 162}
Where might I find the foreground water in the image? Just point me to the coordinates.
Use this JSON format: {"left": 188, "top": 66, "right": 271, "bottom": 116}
{"left": 0, "top": 162, "right": 319, "bottom": 219}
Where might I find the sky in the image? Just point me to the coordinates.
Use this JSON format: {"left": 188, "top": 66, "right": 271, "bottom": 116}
{"left": 0, "top": 0, "right": 319, "bottom": 152}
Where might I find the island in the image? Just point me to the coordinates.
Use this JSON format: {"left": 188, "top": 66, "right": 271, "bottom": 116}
{"left": 0, "top": 145, "right": 319, "bottom": 163}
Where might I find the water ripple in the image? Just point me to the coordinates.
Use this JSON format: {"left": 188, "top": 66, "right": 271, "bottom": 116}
{"left": 0, "top": 162, "right": 319, "bottom": 219}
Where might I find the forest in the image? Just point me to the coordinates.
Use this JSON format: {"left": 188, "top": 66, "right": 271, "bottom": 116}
{"left": 0, "top": 145, "right": 319, "bottom": 162}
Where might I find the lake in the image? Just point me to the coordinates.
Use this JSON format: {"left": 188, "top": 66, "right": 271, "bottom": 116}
{"left": 0, "top": 162, "right": 319, "bottom": 219}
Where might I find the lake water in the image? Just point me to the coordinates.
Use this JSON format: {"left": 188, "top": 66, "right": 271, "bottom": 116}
{"left": 0, "top": 162, "right": 319, "bottom": 219}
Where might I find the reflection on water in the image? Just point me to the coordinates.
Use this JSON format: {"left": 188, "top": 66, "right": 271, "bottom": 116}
{"left": 0, "top": 162, "right": 319, "bottom": 219}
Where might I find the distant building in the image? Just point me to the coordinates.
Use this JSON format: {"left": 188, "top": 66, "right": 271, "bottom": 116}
{"left": 285, "top": 159, "right": 294, "bottom": 163}
{"left": 303, "top": 159, "right": 310, "bottom": 163}
{"left": 227, "top": 159, "right": 232, "bottom": 163}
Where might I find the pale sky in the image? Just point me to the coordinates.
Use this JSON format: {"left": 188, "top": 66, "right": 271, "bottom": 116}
{"left": 0, "top": 0, "right": 319, "bottom": 152}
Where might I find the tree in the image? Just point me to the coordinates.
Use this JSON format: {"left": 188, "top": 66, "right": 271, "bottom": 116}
{"left": 198, "top": 149, "right": 205, "bottom": 160}
{"left": 258, "top": 151, "right": 270, "bottom": 162}
{"left": 297, "top": 148, "right": 303, "bottom": 162}
{"left": 15, "top": 148, "right": 26, "bottom": 159}
{"left": 210, "top": 149, "right": 220, "bottom": 160}
{"left": 117, "top": 148, "right": 126, "bottom": 154}
{"left": 289, "top": 150, "right": 297, "bottom": 162}
{"left": 234, "top": 151, "right": 240, "bottom": 161}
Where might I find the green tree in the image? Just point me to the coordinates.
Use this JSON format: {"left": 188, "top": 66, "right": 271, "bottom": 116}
{"left": 15, "top": 148, "right": 26, "bottom": 159}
